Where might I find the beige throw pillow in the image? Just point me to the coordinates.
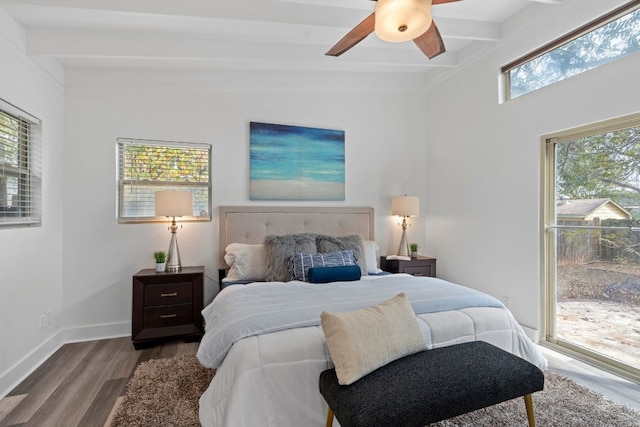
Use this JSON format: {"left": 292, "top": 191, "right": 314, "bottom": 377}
{"left": 320, "top": 293, "right": 427, "bottom": 385}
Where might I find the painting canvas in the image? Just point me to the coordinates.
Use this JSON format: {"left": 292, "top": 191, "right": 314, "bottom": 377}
{"left": 250, "top": 122, "right": 345, "bottom": 201}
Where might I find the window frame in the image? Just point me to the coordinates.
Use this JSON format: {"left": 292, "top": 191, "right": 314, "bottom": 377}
{"left": 542, "top": 111, "right": 640, "bottom": 381}
{"left": 503, "top": 1, "right": 640, "bottom": 100}
{"left": 116, "top": 138, "right": 212, "bottom": 224}
{"left": 0, "top": 98, "right": 42, "bottom": 229}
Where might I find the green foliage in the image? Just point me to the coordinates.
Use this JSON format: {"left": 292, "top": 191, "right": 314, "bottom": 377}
{"left": 600, "top": 219, "right": 640, "bottom": 264}
{"left": 556, "top": 126, "right": 640, "bottom": 205}
{"left": 409, "top": 243, "right": 418, "bottom": 252}
{"left": 0, "top": 111, "right": 21, "bottom": 166}
{"left": 510, "top": 8, "right": 640, "bottom": 98}
{"left": 123, "top": 145, "right": 209, "bottom": 184}
{"left": 153, "top": 250, "right": 166, "bottom": 263}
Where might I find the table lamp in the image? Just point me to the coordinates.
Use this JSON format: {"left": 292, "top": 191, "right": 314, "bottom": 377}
{"left": 155, "top": 190, "right": 193, "bottom": 272}
{"left": 391, "top": 195, "right": 420, "bottom": 257}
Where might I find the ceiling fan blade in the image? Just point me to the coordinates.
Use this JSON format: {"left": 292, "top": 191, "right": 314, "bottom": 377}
{"left": 413, "top": 20, "right": 445, "bottom": 59}
{"left": 326, "top": 13, "right": 376, "bottom": 57}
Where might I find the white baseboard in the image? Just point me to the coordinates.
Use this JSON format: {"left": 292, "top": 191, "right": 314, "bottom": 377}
{"left": 0, "top": 330, "right": 64, "bottom": 399}
{"left": 61, "top": 321, "right": 130, "bottom": 344}
{"left": 0, "top": 321, "right": 131, "bottom": 398}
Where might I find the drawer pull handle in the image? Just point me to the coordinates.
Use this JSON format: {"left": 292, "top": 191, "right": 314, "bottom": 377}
{"left": 413, "top": 273, "right": 424, "bottom": 276}
{"left": 161, "top": 292, "right": 178, "bottom": 297}
{"left": 160, "top": 314, "right": 177, "bottom": 319}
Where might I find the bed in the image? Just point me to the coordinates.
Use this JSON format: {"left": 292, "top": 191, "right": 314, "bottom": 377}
{"left": 197, "top": 206, "right": 547, "bottom": 427}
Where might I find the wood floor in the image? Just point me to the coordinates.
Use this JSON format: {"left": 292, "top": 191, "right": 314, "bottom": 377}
{"left": 0, "top": 337, "right": 638, "bottom": 426}
{"left": 0, "top": 337, "right": 198, "bottom": 427}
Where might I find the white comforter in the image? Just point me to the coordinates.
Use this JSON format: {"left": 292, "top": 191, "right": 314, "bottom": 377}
{"left": 197, "top": 274, "right": 547, "bottom": 427}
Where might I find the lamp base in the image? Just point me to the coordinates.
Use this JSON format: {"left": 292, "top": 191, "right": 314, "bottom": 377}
{"left": 165, "top": 233, "right": 182, "bottom": 272}
{"left": 397, "top": 228, "right": 410, "bottom": 257}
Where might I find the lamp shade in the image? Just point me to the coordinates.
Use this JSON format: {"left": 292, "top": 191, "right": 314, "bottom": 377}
{"left": 155, "top": 191, "right": 193, "bottom": 217}
{"left": 391, "top": 195, "right": 420, "bottom": 217}
{"left": 375, "top": 0, "right": 432, "bottom": 43}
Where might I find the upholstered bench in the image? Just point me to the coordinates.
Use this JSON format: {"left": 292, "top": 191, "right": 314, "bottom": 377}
{"left": 319, "top": 340, "right": 544, "bottom": 427}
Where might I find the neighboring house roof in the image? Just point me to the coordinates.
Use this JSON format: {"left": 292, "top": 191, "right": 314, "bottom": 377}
{"left": 556, "top": 198, "right": 632, "bottom": 220}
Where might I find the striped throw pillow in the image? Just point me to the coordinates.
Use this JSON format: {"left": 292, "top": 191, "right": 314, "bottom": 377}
{"left": 288, "top": 250, "right": 356, "bottom": 282}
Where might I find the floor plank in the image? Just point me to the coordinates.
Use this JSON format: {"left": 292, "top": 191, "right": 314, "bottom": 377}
{"left": 77, "top": 379, "right": 128, "bottom": 427}
{"left": 102, "top": 396, "right": 124, "bottom": 427}
{"left": 0, "top": 341, "right": 96, "bottom": 426}
{"left": 22, "top": 340, "right": 124, "bottom": 427}
{"left": 0, "top": 396, "right": 25, "bottom": 424}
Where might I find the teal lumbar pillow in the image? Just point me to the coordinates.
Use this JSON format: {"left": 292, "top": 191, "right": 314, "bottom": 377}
{"left": 308, "top": 265, "right": 361, "bottom": 283}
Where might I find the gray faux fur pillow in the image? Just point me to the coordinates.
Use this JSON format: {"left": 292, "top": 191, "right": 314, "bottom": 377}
{"left": 264, "top": 233, "right": 317, "bottom": 282}
{"left": 316, "top": 234, "right": 366, "bottom": 275}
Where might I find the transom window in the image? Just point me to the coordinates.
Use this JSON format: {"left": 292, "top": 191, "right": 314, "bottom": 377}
{"left": 116, "top": 138, "right": 212, "bottom": 223}
{"left": 503, "top": 2, "right": 640, "bottom": 100}
{"left": 0, "top": 99, "right": 42, "bottom": 228}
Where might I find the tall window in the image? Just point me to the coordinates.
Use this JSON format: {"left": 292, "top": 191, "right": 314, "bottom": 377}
{"left": 116, "top": 138, "right": 212, "bottom": 223}
{"left": 544, "top": 112, "right": 640, "bottom": 380}
{"left": 503, "top": 2, "right": 640, "bottom": 100}
{"left": 0, "top": 98, "right": 42, "bottom": 228}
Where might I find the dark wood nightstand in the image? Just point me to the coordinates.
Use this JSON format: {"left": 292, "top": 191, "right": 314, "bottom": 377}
{"left": 132, "top": 266, "right": 204, "bottom": 349}
{"left": 379, "top": 256, "right": 436, "bottom": 277}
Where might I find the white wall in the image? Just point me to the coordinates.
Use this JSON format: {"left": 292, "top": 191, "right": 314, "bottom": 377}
{"left": 0, "top": 8, "right": 65, "bottom": 394}
{"left": 423, "top": 0, "right": 640, "bottom": 334}
{"left": 60, "top": 78, "right": 430, "bottom": 336}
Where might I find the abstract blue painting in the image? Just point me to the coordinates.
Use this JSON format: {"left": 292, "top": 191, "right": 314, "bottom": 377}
{"left": 250, "top": 122, "right": 345, "bottom": 201}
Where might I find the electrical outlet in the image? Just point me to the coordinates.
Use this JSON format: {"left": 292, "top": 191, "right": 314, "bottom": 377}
{"left": 39, "top": 314, "right": 46, "bottom": 330}
{"left": 46, "top": 310, "right": 52, "bottom": 328}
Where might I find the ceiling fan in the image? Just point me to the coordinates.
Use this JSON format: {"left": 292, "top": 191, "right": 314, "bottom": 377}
{"left": 326, "top": 0, "right": 462, "bottom": 59}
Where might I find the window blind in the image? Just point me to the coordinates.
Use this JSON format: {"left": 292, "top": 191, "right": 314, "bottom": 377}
{"left": 116, "top": 138, "right": 212, "bottom": 223}
{"left": 0, "top": 98, "right": 42, "bottom": 228}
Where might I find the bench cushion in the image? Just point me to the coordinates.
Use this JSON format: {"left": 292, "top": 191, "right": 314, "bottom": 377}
{"left": 319, "top": 340, "right": 544, "bottom": 427}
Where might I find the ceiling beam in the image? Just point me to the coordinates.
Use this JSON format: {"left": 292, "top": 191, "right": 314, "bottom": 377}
{"left": 528, "top": 0, "right": 562, "bottom": 4}
{"left": 25, "top": 28, "right": 458, "bottom": 69}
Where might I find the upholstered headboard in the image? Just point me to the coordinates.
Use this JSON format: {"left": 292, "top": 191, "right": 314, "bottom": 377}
{"left": 218, "top": 206, "right": 375, "bottom": 271}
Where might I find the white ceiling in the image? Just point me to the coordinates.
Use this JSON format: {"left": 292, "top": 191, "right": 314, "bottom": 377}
{"left": 0, "top": 0, "right": 564, "bottom": 77}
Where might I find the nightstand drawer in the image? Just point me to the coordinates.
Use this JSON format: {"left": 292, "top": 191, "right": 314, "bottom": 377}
{"left": 403, "top": 265, "right": 430, "bottom": 276}
{"left": 144, "top": 282, "right": 193, "bottom": 307}
{"left": 144, "top": 304, "right": 193, "bottom": 328}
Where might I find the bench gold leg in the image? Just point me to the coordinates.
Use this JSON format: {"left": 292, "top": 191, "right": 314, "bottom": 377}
{"left": 326, "top": 407, "right": 334, "bottom": 427}
{"left": 524, "top": 394, "right": 536, "bottom": 427}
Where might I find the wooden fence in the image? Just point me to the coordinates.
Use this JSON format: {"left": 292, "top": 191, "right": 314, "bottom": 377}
{"left": 557, "top": 218, "right": 640, "bottom": 265}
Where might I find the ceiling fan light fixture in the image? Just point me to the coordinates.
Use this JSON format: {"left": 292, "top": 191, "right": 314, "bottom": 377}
{"left": 375, "top": 0, "right": 433, "bottom": 43}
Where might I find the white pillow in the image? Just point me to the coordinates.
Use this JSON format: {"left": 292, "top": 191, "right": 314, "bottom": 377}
{"left": 223, "top": 243, "right": 267, "bottom": 282}
{"left": 363, "top": 240, "right": 380, "bottom": 274}
{"left": 320, "top": 292, "right": 427, "bottom": 385}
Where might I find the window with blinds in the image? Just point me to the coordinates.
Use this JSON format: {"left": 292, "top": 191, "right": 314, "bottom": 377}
{"left": 116, "top": 138, "right": 212, "bottom": 223}
{"left": 0, "top": 99, "right": 42, "bottom": 228}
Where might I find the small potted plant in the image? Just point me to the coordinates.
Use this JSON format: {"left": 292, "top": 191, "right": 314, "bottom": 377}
{"left": 409, "top": 243, "right": 419, "bottom": 258}
{"left": 153, "top": 250, "right": 167, "bottom": 272}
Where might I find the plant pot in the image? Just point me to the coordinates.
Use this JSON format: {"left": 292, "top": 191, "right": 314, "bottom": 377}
{"left": 155, "top": 262, "right": 166, "bottom": 272}
{"left": 411, "top": 251, "right": 418, "bottom": 258}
